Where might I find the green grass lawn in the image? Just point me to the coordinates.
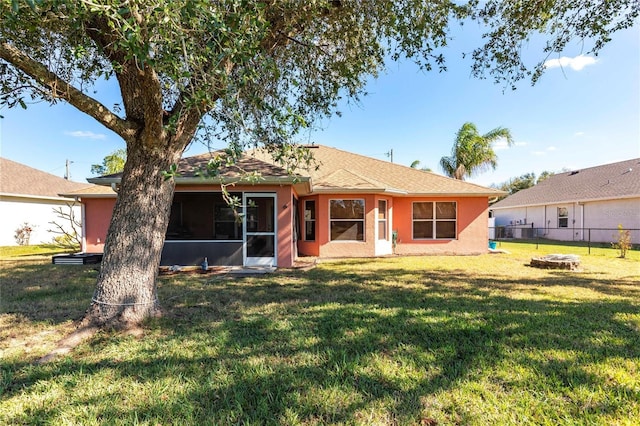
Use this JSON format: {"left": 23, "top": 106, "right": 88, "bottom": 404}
{"left": 1, "top": 242, "right": 638, "bottom": 425}
{"left": 0, "top": 244, "right": 76, "bottom": 260}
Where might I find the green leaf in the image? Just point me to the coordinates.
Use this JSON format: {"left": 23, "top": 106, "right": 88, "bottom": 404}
{"left": 161, "top": 163, "right": 180, "bottom": 181}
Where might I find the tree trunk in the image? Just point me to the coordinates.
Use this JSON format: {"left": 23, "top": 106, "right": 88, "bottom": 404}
{"left": 83, "top": 140, "right": 182, "bottom": 328}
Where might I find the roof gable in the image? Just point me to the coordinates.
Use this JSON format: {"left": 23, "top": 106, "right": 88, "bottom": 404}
{"left": 492, "top": 158, "right": 640, "bottom": 209}
{"left": 0, "top": 157, "right": 95, "bottom": 199}
{"left": 251, "top": 145, "right": 504, "bottom": 196}
{"left": 314, "top": 168, "right": 391, "bottom": 192}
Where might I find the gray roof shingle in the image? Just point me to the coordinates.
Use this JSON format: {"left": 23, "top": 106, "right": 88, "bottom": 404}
{"left": 90, "top": 145, "right": 504, "bottom": 197}
{"left": 491, "top": 158, "right": 640, "bottom": 209}
{"left": 0, "top": 157, "right": 95, "bottom": 199}
{"left": 251, "top": 145, "right": 504, "bottom": 196}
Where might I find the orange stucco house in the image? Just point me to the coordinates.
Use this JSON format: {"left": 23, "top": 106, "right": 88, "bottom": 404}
{"left": 65, "top": 145, "right": 504, "bottom": 268}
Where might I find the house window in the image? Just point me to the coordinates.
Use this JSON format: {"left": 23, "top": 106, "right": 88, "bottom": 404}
{"left": 558, "top": 207, "right": 569, "bottom": 228}
{"left": 412, "top": 201, "right": 457, "bottom": 239}
{"left": 304, "top": 200, "right": 316, "bottom": 241}
{"left": 330, "top": 199, "right": 365, "bottom": 241}
{"left": 378, "top": 199, "right": 387, "bottom": 240}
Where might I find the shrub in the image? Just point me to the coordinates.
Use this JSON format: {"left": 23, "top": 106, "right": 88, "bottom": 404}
{"left": 14, "top": 222, "right": 34, "bottom": 245}
{"left": 48, "top": 204, "right": 82, "bottom": 250}
{"left": 612, "top": 224, "right": 632, "bottom": 258}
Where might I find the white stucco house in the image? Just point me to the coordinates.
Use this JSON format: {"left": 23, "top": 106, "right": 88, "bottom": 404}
{"left": 0, "top": 157, "right": 94, "bottom": 246}
{"left": 490, "top": 158, "right": 640, "bottom": 244}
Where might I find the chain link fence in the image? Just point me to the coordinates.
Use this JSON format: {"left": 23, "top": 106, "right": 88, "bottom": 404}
{"left": 489, "top": 226, "right": 639, "bottom": 254}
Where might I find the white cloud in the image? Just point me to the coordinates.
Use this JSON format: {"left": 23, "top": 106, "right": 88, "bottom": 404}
{"left": 529, "top": 145, "right": 557, "bottom": 156}
{"left": 494, "top": 140, "right": 526, "bottom": 151}
{"left": 574, "top": 131, "right": 585, "bottom": 137}
{"left": 493, "top": 140, "right": 511, "bottom": 151}
{"left": 544, "top": 55, "right": 597, "bottom": 71}
{"left": 65, "top": 130, "right": 106, "bottom": 140}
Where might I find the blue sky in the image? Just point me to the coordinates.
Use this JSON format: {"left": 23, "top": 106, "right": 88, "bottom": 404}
{"left": 1, "top": 22, "right": 638, "bottom": 187}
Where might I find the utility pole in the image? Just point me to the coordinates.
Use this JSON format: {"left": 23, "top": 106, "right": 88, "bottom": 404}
{"left": 64, "top": 159, "right": 73, "bottom": 180}
{"left": 385, "top": 149, "right": 393, "bottom": 163}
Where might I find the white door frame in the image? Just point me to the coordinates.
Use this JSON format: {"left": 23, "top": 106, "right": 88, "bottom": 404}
{"left": 243, "top": 192, "right": 277, "bottom": 267}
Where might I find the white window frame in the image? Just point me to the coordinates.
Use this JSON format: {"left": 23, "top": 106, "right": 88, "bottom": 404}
{"left": 377, "top": 199, "right": 388, "bottom": 240}
{"left": 304, "top": 199, "right": 316, "bottom": 241}
{"left": 412, "top": 201, "right": 457, "bottom": 240}
{"left": 558, "top": 207, "right": 569, "bottom": 228}
{"left": 329, "top": 198, "right": 365, "bottom": 242}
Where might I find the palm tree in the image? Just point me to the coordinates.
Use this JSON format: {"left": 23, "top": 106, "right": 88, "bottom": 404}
{"left": 439, "top": 122, "right": 513, "bottom": 180}
{"left": 410, "top": 160, "right": 432, "bottom": 171}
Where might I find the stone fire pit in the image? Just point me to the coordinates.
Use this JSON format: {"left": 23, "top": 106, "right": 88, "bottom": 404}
{"left": 530, "top": 254, "right": 581, "bottom": 270}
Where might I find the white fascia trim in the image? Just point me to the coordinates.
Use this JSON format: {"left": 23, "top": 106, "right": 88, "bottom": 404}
{"left": 311, "top": 188, "right": 408, "bottom": 195}
{"left": 402, "top": 192, "right": 500, "bottom": 197}
{"left": 88, "top": 176, "right": 309, "bottom": 186}
{"left": 0, "top": 192, "right": 75, "bottom": 202}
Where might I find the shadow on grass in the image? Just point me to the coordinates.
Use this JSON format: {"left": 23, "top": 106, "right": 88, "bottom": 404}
{"left": 1, "top": 260, "right": 639, "bottom": 424}
{"left": 0, "top": 263, "right": 97, "bottom": 323}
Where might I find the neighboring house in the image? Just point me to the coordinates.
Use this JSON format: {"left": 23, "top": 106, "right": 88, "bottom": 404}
{"left": 78, "top": 145, "right": 505, "bottom": 267}
{"left": 0, "top": 157, "right": 94, "bottom": 246}
{"left": 490, "top": 158, "right": 640, "bottom": 244}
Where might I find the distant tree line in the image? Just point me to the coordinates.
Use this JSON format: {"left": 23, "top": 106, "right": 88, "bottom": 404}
{"left": 492, "top": 170, "right": 555, "bottom": 200}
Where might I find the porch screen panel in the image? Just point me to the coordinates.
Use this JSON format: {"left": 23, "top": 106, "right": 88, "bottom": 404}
{"left": 214, "top": 202, "right": 243, "bottom": 240}
{"left": 330, "top": 199, "right": 365, "bottom": 241}
{"left": 166, "top": 192, "right": 242, "bottom": 240}
{"left": 246, "top": 197, "right": 274, "bottom": 233}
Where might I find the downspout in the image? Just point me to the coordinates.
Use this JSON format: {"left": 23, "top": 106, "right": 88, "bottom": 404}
{"left": 572, "top": 203, "right": 577, "bottom": 241}
{"left": 78, "top": 196, "right": 86, "bottom": 253}
{"left": 578, "top": 202, "right": 585, "bottom": 241}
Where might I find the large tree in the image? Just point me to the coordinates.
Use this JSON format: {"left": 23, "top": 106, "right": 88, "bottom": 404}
{"left": 91, "top": 148, "right": 127, "bottom": 176}
{"left": 1, "top": 1, "right": 637, "bottom": 328}
{"left": 439, "top": 122, "right": 513, "bottom": 180}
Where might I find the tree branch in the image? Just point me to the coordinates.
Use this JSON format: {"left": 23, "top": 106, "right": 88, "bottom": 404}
{"left": 84, "top": 15, "right": 164, "bottom": 147}
{"left": 0, "top": 41, "right": 138, "bottom": 142}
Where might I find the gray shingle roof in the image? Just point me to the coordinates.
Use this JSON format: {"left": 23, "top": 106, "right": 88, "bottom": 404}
{"left": 0, "top": 157, "right": 95, "bottom": 199}
{"left": 89, "top": 151, "right": 297, "bottom": 185}
{"left": 491, "top": 158, "right": 640, "bottom": 209}
{"left": 251, "top": 145, "right": 505, "bottom": 196}
{"left": 90, "top": 145, "right": 504, "bottom": 197}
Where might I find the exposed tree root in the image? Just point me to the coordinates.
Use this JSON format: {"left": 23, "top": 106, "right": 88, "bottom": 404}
{"left": 36, "top": 316, "right": 152, "bottom": 364}
{"left": 37, "top": 325, "right": 98, "bottom": 364}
